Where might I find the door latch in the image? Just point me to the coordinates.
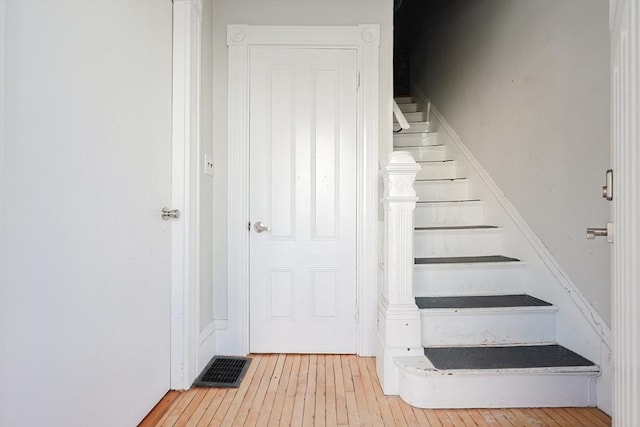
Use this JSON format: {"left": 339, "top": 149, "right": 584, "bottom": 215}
{"left": 586, "top": 222, "right": 613, "bottom": 243}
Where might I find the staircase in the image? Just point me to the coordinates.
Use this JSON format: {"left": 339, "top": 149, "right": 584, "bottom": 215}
{"left": 389, "top": 95, "right": 600, "bottom": 408}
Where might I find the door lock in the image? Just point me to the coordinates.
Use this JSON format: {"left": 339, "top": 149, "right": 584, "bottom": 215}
{"left": 161, "top": 207, "right": 181, "bottom": 221}
{"left": 586, "top": 222, "right": 613, "bottom": 243}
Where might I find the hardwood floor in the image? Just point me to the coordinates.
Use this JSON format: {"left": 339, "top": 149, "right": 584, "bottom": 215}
{"left": 140, "top": 354, "right": 611, "bottom": 426}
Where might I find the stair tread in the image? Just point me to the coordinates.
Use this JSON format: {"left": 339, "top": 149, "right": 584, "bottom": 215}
{"left": 415, "top": 225, "right": 498, "bottom": 230}
{"left": 415, "top": 294, "right": 551, "bottom": 309}
{"left": 415, "top": 255, "right": 520, "bottom": 264}
{"left": 394, "top": 130, "right": 436, "bottom": 135}
{"left": 423, "top": 345, "right": 596, "bottom": 370}
{"left": 416, "top": 178, "right": 467, "bottom": 182}
{"left": 394, "top": 144, "right": 445, "bottom": 148}
{"left": 415, "top": 159, "right": 455, "bottom": 163}
{"left": 417, "top": 199, "right": 481, "bottom": 204}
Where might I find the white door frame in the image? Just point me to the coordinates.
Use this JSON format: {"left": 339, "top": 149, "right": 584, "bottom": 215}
{"left": 170, "top": 0, "right": 203, "bottom": 390}
{"left": 610, "top": 0, "right": 640, "bottom": 424}
{"left": 0, "top": 0, "right": 6, "bottom": 412}
{"left": 223, "top": 25, "right": 380, "bottom": 356}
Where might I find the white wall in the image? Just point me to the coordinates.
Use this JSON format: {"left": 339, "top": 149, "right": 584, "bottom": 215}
{"left": 211, "top": 0, "right": 393, "bottom": 334}
{"left": 410, "top": 0, "right": 611, "bottom": 323}
{"left": 198, "top": 0, "right": 218, "bottom": 371}
{"left": 200, "top": 0, "right": 215, "bottom": 338}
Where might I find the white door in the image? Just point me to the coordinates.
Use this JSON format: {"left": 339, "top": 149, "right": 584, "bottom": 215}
{"left": 249, "top": 47, "right": 358, "bottom": 353}
{"left": 610, "top": 1, "right": 640, "bottom": 425}
{"left": 1, "top": 2, "right": 172, "bottom": 426}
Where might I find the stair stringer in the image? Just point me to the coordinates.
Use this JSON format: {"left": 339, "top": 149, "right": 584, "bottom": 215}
{"left": 411, "top": 85, "right": 612, "bottom": 412}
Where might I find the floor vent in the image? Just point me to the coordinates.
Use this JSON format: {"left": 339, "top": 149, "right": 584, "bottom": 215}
{"left": 192, "top": 356, "right": 252, "bottom": 388}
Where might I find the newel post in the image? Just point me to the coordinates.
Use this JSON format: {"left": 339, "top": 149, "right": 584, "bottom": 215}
{"left": 376, "top": 151, "right": 423, "bottom": 395}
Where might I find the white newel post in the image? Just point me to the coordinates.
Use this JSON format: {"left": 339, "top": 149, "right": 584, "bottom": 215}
{"left": 376, "top": 151, "right": 423, "bottom": 395}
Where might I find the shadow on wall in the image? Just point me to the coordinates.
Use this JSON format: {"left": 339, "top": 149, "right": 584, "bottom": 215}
{"left": 394, "top": 0, "right": 612, "bottom": 324}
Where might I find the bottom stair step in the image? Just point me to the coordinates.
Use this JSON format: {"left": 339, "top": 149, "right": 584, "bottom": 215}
{"left": 395, "top": 345, "right": 600, "bottom": 408}
{"left": 415, "top": 294, "right": 551, "bottom": 309}
{"left": 424, "top": 344, "right": 595, "bottom": 371}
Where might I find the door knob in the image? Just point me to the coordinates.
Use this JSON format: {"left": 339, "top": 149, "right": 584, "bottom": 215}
{"left": 586, "top": 222, "right": 613, "bottom": 243}
{"left": 161, "top": 207, "right": 181, "bottom": 221}
{"left": 254, "top": 221, "right": 270, "bottom": 233}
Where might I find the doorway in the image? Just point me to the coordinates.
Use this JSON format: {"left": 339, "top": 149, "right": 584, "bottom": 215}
{"left": 224, "top": 25, "right": 381, "bottom": 356}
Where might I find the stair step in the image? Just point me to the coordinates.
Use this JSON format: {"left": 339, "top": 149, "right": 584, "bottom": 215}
{"left": 393, "top": 132, "right": 438, "bottom": 146}
{"left": 394, "top": 96, "right": 413, "bottom": 103}
{"left": 394, "top": 147, "right": 449, "bottom": 162}
{"left": 424, "top": 345, "right": 595, "bottom": 371}
{"left": 415, "top": 161, "right": 458, "bottom": 180}
{"left": 395, "top": 346, "right": 599, "bottom": 408}
{"left": 414, "top": 259, "right": 526, "bottom": 297}
{"left": 414, "top": 178, "right": 469, "bottom": 201}
{"left": 394, "top": 111, "right": 424, "bottom": 122}
{"left": 393, "top": 121, "right": 437, "bottom": 133}
{"left": 415, "top": 200, "right": 484, "bottom": 227}
{"left": 415, "top": 255, "right": 520, "bottom": 265}
{"left": 415, "top": 225, "right": 498, "bottom": 231}
{"left": 415, "top": 294, "right": 550, "bottom": 309}
{"left": 398, "top": 103, "right": 419, "bottom": 113}
{"left": 414, "top": 225, "right": 502, "bottom": 257}
{"left": 418, "top": 297, "right": 557, "bottom": 346}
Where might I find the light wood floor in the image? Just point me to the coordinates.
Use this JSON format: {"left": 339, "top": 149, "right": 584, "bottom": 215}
{"left": 141, "top": 354, "right": 611, "bottom": 427}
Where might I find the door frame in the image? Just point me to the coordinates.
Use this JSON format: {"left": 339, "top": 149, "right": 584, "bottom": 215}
{"left": 170, "top": 0, "right": 203, "bottom": 390}
{"left": 610, "top": 0, "right": 640, "bottom": 423}
{"left": 224, "top": 25, "right": 380, "bottom": 356}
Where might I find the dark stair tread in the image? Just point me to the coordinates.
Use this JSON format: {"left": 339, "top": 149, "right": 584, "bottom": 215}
{"left": 415, "top": 294, "right": 551, "bottom": 310}
{"left": 424, "top": 345, "right": 596, "bottom": 370}
{"left": 415, "top": 255, "right": 520, "bottom": 265}
{"left": 416, "top": 159, "right": 454, "bottom": 163}
{"left": 415, "top": 225, "right": 499, "bottom": 230}
{"left": 416, "top": 178, "right": 467, "bottom": 182}
{"left": 393, "top": 130, "right": 437, "bottom": 134}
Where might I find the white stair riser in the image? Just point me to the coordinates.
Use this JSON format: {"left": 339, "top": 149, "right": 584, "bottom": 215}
{"left": 420, "top": 309, "right": 556, "bottom": 346}
{"left": 413, "top": 264, "right": 525, "bottom": 297}
{"left": 394, "top": 121, "right": 437, "bottom": 133}
{"left": 399, "top": 103, "right": 419, "bottom": 113}
{"left": 398, "top": 147, "right": 448, "bottom": 162}
{"left": 395, "top": 96, "right": 413, "bottom": 104}
{"left": 415, "top": 180, "right": 469, "bottom": 201}
{"left": 394, "top": 133, "right": 439, "bottom": 146}
{"left": 398, "top": 366, "right": 597, "bottom": 408}
{"left": 416, "top": 161, "right": 457, "bottom": 179}
{"left": 415, "top": 202, "right": 484, "bottom": 227}
{"left": 394, "top": 111, "right": 424, "bottom": 122}
{"left": 414, "top": 229, "right": 502, "bottom": 258}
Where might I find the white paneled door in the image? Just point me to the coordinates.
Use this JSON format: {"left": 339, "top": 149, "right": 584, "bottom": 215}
{"left": 1, "top": 1, "right": 172, "bottom": 426}
{"left": 249, "top": 48, "right": 358, "bottom": 353}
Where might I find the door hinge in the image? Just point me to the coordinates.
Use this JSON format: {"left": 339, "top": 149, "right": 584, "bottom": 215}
{"left": 357, "top": 72, "right": 360, "bottom": 90}
{"left": 247, "top": 221, "right": 251, "bottom": 231}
